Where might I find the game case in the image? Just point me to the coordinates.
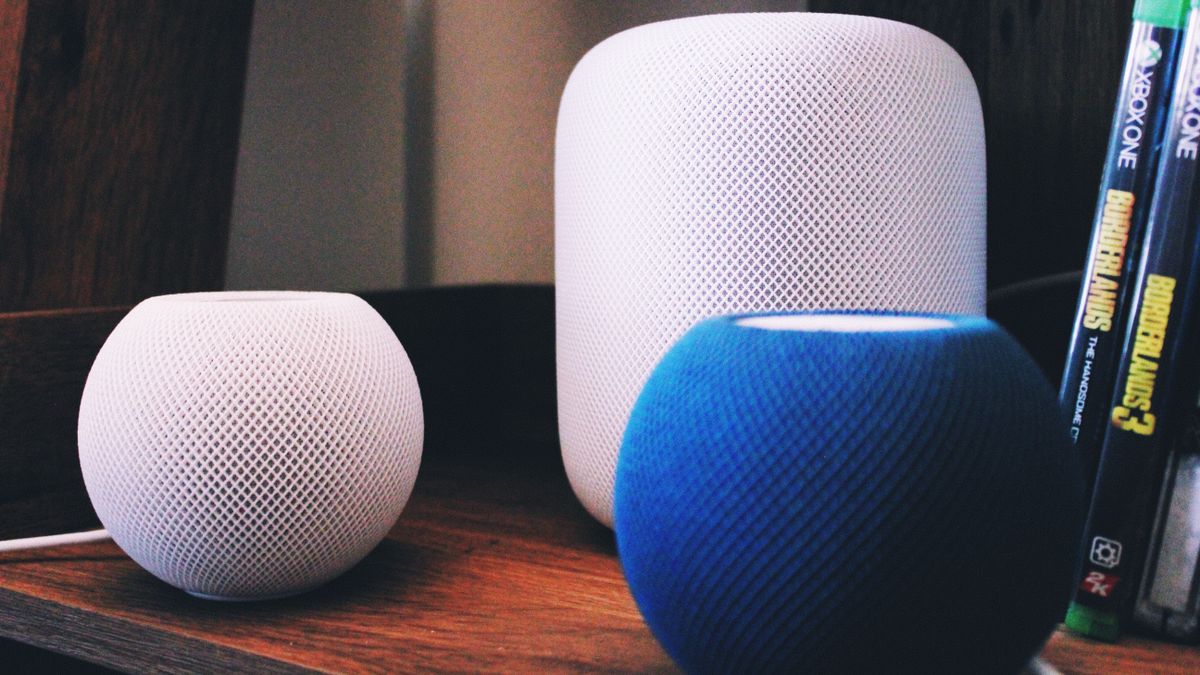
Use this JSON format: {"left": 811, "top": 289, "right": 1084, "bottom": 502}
{"left": 1066, "top": 0, "right": 1200, "bottom": 642}
{"left": 1060, "top": 0, "right": 1189, "bottom": 499}
{"left": 1132, "top": 393, "right": 1200, "bottom": 641}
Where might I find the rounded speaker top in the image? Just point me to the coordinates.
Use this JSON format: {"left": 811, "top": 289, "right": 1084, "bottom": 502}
{"left": 556, "top": 12, "right": 987, "bottom": 527}
{"left": 141, "top": 289, "right": 360, "bottom": 304}
{"left": 78, "top": 290, "right": 424, "bottom": 600}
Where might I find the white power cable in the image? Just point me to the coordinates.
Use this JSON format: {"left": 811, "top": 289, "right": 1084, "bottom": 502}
{"left": 0, "top": 529, "right": 112, "bottom": 554}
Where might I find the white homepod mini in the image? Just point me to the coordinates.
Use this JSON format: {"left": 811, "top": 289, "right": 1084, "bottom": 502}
{"left": 77, "top": 291, "right": 424, "bottom": 600}
{"left": 556, "top": 13, "right": 988, "bottom": 527}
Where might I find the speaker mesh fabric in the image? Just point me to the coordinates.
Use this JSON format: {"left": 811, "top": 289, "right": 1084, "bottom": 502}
{"left": 555, "top": 13, "right": 987, "bottom": 526}
{"left": 614, "top": 314, "right": 1084, "bottom": 674}
{"left": 78, "top": 292, "right": 423, "bottom": 599}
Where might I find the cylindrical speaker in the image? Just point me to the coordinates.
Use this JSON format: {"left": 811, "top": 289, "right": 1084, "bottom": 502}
{"left": 614, "top": 312, "right": 1084, "bottom": 674}
{"left": 555, "top": 13, "right": 987, "bottom": 526}
{"left": 78, "top": 291, "right": 424, "bottom": 600}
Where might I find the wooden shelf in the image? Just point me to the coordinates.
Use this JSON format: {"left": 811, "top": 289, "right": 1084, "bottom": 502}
{"left": 1042, "top": 629, "right": 1200, "bottom": 674}
{"left": 0, "top": 448, "right": 672, "bottom": 673}
{"left": 0, "top": 443, "right": 1194, "bottom": 673}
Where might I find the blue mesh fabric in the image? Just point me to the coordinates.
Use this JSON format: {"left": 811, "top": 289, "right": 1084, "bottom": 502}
{"left": 614, "top": 313, "right": 1084, "bottom": 674}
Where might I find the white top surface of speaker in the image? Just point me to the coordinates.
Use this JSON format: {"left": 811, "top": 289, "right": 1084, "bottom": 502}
{"left": 78, "top": 291, "right": 424, "bottom": 599}
{"left": 735, "top": 314, "right": 957, "bottom": 332}
{"left": 556, "top": 13, "right": 987, "bottom": 526}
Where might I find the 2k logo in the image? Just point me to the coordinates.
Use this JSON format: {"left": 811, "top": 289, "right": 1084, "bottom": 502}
{"left": 1081, "top": 571, "right": 1120, "bottom": 598}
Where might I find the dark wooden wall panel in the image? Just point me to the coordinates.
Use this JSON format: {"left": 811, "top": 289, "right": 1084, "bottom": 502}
{"left": 0, "top": 1, "right": 28, "bottom": 216}
{"left": 0, "top": 306, "right": 126, "bottom": 538}
{"left": 0, "top": 0, "right": 253, "bottom": 312}
{"left": 986, "top": 0, "right": 1133, "bottom": 291}
{"left": 811, "top": 0, "right": 1135, "bottom": 292}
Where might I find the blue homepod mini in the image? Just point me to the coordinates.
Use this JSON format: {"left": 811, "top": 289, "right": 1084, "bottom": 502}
{"left": 614, "top": 312, "right": 1085, "bottom": 674}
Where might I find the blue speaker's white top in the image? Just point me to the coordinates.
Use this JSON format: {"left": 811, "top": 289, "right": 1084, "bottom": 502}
{"left": 556, "top": 13, "right": 987, "bottom": 526}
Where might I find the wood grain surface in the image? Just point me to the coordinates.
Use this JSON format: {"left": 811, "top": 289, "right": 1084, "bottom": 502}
{"left": 0, "top": 0, "right": 251, "bottom": 312}
{"left": 1, "top": 441, "right": 1198, "bottom": 673}
{"left": 1042, "top": 628, "right": 1200, "bottom": 674}
{"left": 0, "top": 0, "right": 28, "bottom": 213}
{"left": 809, "top": 0, "right": 1134, "bottom": 293}
{"left": 0, "top": 449, "right": 676, "bottom": 673}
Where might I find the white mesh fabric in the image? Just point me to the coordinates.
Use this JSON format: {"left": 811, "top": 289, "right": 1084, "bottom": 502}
{"left": 77, "top": 291, "right": 423, "bottom": 600}
{"left": 555, "top": 13, "right": 987, "bottom": 527}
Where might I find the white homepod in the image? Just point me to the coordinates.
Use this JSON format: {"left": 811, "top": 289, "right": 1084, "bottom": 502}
{"left": 77, "top": 291, "right": 424, "bottom": 600}
{"left": 556, "top": 13, "right": 987, "bottom": 527}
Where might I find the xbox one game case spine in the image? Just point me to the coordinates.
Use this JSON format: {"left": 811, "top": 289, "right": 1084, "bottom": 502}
{"left": 1060, "top": 0, "right": 1187, "bottom": 500}
{"left": 1066, "top": 0, "right": 1200, "bottom": 642}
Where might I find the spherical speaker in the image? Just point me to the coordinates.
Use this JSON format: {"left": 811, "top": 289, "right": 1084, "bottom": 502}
{"left": 555, "top": 13, "right": 987, "bottom": 527}
{"left": 77, "top": 291, "right": 424, "bottom": 600}
{"left": 614, "top": 313, "right": 1085, "bottom": 674}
